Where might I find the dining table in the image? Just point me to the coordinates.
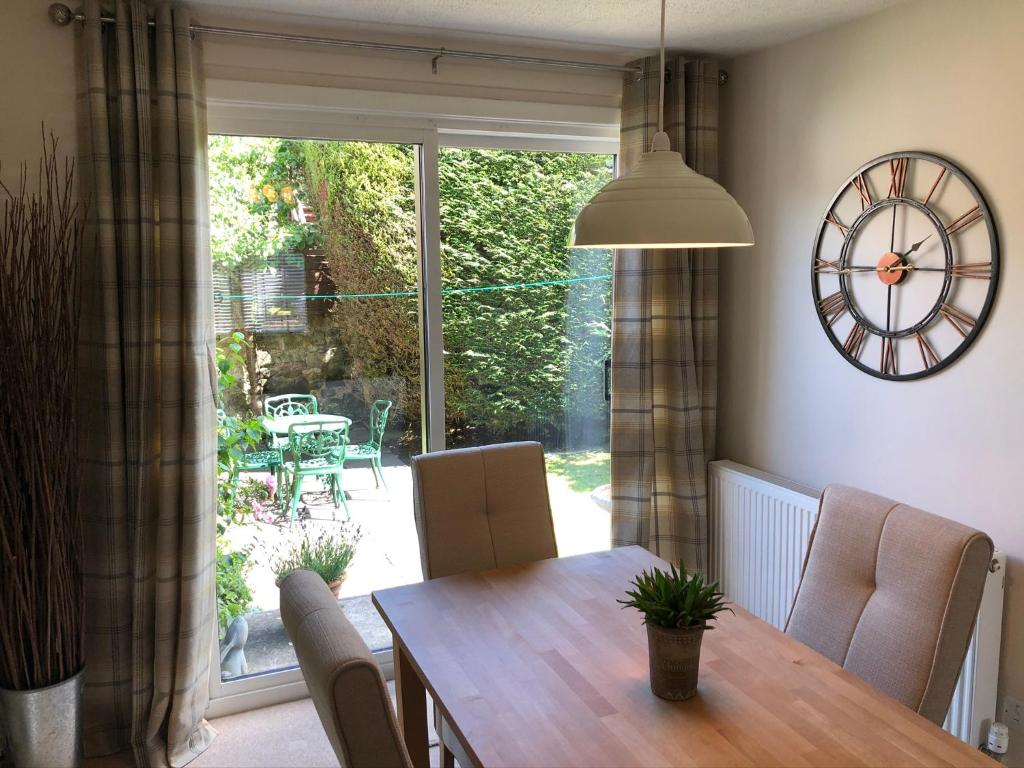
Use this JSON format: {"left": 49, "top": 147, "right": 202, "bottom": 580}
{"left": 372, "top": 545, "right": 995, "bottom": 768}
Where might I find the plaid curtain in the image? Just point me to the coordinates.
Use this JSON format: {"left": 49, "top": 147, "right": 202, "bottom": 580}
{"left": 78, "top": 1, "right": 217, "bottom": 765}
{"left": 611, "top": 56, "right": 720, "bottom": 573}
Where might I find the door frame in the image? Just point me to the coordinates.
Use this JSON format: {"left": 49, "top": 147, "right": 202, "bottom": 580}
{"left": 206, "top": 82, "right": 618, "bottom": 717}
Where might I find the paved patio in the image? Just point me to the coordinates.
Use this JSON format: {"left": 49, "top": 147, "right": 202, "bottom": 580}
{"left": 220, "top": 449, "right": 610, "bottom": 679}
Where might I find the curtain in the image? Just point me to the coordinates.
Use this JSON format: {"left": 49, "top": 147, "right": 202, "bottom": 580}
{"left": 610, "top": 56, "right": 720, "bottom": 573}
{"left": 78, "top": 1, "right": 217, "bottom": 765}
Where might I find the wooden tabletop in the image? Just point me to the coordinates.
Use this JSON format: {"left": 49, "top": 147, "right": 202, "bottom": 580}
{"left": 372, "top": 546, "right": 994, "bottom": 768}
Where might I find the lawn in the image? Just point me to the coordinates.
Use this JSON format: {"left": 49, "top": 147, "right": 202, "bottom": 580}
{"left": 545, "top": 450, "right": 610, "bottom": 493}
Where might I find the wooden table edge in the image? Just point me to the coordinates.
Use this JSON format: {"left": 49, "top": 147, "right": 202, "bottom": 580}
{"left": 372, "top": 590, "right": 485, "bottom": 768}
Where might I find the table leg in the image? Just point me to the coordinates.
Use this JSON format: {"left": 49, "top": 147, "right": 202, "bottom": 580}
{"left": 395, "top": 641, "right": 429, "bottom": 768}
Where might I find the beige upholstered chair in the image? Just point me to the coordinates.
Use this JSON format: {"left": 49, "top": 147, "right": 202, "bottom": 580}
{"left": 411, "top": 441, "right": 558, "bottom": 767}
{"left": 280, "top": 569, "right": 413, "bottom": 768}
{"left": 411, "top": 441, "right": 558, "bottom": 580}
{"left": 786, "top": 484, "right": 993, "bottom": 725}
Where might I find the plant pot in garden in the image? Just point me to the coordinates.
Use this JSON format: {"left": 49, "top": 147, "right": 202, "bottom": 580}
{"left": 327, "top": 573, "right": 348, "bottom": 599}
{"left": 0, "top": 669, "right": 85, "bottom": 768}
{"left": 645, "top": 623, "right": 704, "bottom": 701}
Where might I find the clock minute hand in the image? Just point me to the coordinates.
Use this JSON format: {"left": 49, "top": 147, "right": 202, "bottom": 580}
{"left": 899, "top": 234, "right": 933, "bottom": 259}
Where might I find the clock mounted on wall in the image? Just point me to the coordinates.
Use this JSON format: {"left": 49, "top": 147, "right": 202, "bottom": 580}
{"left": 811, "top": 151, "right": 998, "bottom": 380}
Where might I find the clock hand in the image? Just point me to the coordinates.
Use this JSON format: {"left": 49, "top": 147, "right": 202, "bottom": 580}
{"left": 899, "top": 234, "right": 933, "bottom": 259}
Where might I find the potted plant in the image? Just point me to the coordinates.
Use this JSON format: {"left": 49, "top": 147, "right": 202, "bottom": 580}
{"left": 272, "top": 523, "right": 362, "bottom": 597}
{"left": 0, "top": 137, "right": 85, "bottom": 766}
{"left": 619, "top": 561, "right": 731, "bottom": 701}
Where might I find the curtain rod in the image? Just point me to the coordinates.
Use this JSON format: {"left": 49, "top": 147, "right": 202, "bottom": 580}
{"left": 47, "top": 3, "right": 642, "bottom": 76}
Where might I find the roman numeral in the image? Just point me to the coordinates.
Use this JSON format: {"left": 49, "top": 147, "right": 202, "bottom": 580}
{"left": 818, "top": 291, "right": 847, "bottom": 326}
{"left": 843, "top": 322, "right": 867, "bottom": 359}
{"left": 922, "top": 167, "right": 946, "bottom": 206}
{"left": 880, "top": 336, "right": 897, "bottom": 376}
{"left": 888, "top": 157, "right": 909, "bottom": 198}
{"left": 852, "top": 173, "right": 873, "bottom": 210}
{"left": 916, "top": 332, "right": 940, "bottom": 369}
{"left": 944, "top": 205, "right": 983, "bottom": 236}
{"left": 940, "top": 303, "right": 976, "bottom": 338}
{"left": 950, "top": 261, "right": 993, "bottom": 279}
{"left": 814, "top": 258, "right": 842, "bottom": 274}
{"left": 825, "top": 212, "right": 849, "bottom": 236}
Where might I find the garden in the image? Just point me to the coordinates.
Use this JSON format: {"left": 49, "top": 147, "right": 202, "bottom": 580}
{"left": 211, "top": 135, "right": 614, "bottom": 678}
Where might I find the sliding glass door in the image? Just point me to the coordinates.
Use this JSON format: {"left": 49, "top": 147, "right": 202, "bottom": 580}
{"left": 437, "top": 147, "right": 615, "bottom": 556}
{"left": 209, "top": 134, "right": 430, "bottom": 707}
{"left": 205, "top": 123, "right": 615, "bottom": 713}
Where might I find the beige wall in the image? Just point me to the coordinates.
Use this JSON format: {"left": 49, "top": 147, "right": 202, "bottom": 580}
{"left": 719, "top": 0, "right": 1024, "bottom": 753}
{"left": 1, "top": 1, "right": 80, "bottom": 187}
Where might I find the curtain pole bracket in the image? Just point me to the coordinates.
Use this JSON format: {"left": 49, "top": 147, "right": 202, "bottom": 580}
{"left": 718, "top": 69, "right": 729, "bottom": 86}
{"left": 48, "top": 3, "right": 75, "bottom": 26}
{"left": 431, "top": 49, "right": 446, "bottom": 75}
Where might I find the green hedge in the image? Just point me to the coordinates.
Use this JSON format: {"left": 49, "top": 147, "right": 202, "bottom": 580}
{"left": 211, "top": 137, "right": 612, "bottom": 444}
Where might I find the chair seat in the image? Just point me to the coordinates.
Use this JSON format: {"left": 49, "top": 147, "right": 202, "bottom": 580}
{"left": 347, "top": 443, "right": 380, "bottom": 458}
{"left": 240, "top": 450, "right": 282, "bottom": 470}
{"left": 291, "top": 458, "right": 344, "bottom": 472}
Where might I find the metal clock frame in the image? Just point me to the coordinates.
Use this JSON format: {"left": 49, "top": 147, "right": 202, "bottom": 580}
{"left": 811, "top": 150, "right": 999, "bottom": 382}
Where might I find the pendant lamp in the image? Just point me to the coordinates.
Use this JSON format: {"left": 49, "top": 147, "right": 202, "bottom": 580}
{"left": 570, "top": 0, "right": 754, "bottom": 249}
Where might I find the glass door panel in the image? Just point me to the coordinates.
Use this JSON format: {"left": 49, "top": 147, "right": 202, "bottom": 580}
{"left": 210, "top": 135, "right": 425, "bottom": 684}
{"left": 437, "top": 147, "right": 615, "bottom": 556}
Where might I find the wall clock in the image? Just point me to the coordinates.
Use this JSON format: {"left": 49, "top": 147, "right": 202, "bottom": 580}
{"left": 811, "top": 151, "right": 998, "bottom": 381}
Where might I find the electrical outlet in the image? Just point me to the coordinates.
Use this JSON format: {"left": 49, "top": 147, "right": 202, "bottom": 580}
{"left": 1003, "top": 695, "right": 1024, "bottom": 730}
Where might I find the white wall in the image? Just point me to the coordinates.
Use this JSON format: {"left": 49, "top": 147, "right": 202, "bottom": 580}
{"left": 719, "top": 0, "right": 1024, "bottom": 756}
{"left": 1, "top": 1, "right": 80, "bottom": 187}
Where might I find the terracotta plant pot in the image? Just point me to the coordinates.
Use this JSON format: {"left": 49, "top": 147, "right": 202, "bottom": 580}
{"left": 327, "top": 573, "right": 347, "bottom": 598}
{"left": 646, "top": 623, "right": 704, "bottom": 701}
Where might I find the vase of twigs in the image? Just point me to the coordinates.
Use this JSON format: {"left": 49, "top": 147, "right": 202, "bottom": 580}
{"left": 0, "top": 135, "right": 85, "bottom": 767}
{"left": 619, "top": 561, "right": 731, "bottom": 701}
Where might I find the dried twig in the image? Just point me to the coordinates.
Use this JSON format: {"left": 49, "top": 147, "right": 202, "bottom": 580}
{"left": 0, "top": 131, "right": 84, "bottom": 690}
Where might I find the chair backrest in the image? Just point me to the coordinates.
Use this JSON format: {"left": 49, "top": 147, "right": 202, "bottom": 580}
{"left": 264, "top": 393, "right": 319, "bottom": 418}
{"left": 410, "top": 441, "right": 557, "bottom": 580}
{"left": 288, "top": 423, "right": 348, "bottom": 468}
{"left": 279, "top": 570, "right": 413, "bottom": 768}
{"left": 785, "top": 484, "right": 993, "bottom": 724}
{"left": 367, "top": 400, "right": 393, "bottom": 451}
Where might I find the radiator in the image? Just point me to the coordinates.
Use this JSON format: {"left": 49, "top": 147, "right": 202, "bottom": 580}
{"left": 707, "top": 459, "right": 1005, "bottom": 748}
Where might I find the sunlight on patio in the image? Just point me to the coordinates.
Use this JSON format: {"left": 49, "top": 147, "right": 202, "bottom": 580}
{"left": 220, "top": 449, "right": 610, "bottom": 678}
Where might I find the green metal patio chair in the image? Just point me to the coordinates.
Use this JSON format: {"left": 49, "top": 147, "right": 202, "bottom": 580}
{"left": 345, "top": 399, "right": 393, "bottom": 494}
{"left": 217, "top": 409, "right": 283, "bottom": 509}
{"left": 285, "top": 421, "right": 350, "bottom": 525}
{"left": 263, "top": 393, "right": 319, "bottom": 449}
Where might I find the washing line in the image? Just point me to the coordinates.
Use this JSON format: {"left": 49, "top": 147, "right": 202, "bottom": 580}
{"left": 214, "top": 273, "right": 612, "bottom": 301}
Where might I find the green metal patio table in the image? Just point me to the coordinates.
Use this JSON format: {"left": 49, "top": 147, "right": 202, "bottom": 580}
{"left": 262, "top": 413, "right": 351, "bottom": 438}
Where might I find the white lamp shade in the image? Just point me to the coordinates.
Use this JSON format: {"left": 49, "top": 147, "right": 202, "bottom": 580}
{"left": 571, "top": 143, "right": 754, "bottom": 249}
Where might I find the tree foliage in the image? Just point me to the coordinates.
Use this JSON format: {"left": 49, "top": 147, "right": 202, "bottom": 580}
{"left": 438, "top": 148, "right": 612, "bottom": 438}
{"left": 209, "top": 135, "right": 319, "bottom": 269}
{"left": 209, "top": 137, "right": 613, "bottom": 444}
{"left": 301, "top": 141, "right": 423, "bottom": 421}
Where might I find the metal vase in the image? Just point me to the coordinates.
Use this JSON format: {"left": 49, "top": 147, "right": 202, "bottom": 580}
{"left": 646, "top": 624, "right": 704, "bottom": 701}
{"left": 0, "top": 669, "right": 84, "bottom": 768}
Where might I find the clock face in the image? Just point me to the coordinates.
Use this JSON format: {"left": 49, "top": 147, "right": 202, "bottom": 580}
{"left": 812, "top": 152, "right": 998, "bottom": 380}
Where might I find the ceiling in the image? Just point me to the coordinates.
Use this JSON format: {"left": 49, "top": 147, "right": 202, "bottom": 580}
{"left": 190, "top": 0, "right": 904, "bottom": 58}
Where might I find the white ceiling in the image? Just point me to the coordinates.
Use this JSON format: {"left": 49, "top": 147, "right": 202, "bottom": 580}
{"left": 190, "top": 0, "right": 904, "bottom": 58}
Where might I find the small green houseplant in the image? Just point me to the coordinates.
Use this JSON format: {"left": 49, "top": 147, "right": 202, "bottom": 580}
{"left": 620, "top": 561, "right": 731, "bottom": 700}
{"left": 273, "top": 523, "right": 362, "bottom": 597}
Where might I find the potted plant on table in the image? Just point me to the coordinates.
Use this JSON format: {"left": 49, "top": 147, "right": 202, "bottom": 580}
{"left": 619, "top": 562, "right": 731, "bottom": 701}
{"left": 272, "top": 523, "right": 362, "bottom": 598}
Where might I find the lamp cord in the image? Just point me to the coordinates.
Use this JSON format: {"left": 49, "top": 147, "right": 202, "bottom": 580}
{"left": 658, "top": 0, "right": 666, "bottom": 134}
